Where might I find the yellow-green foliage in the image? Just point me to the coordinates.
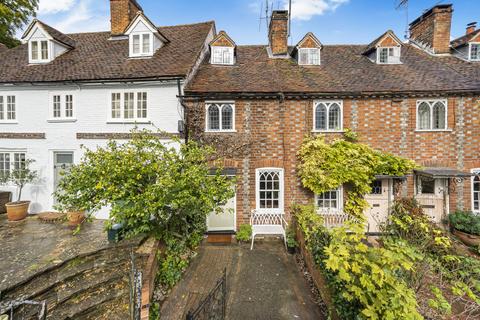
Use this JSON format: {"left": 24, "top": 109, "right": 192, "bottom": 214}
{"left": 325, "top": 221, "right": 423, "bottom": 319}
{"left": 297, "top": 135, "right": 416, "bottom": 218}
{"left": 294, "top": 203, "right": 325, "bottom": 244}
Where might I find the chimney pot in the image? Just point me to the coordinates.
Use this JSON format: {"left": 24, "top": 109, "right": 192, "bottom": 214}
{"left": 466, "top": 22, "right": 477, "bottom": 35}
{"left": 269, "top": 10, "right": 289, "bottom": 56}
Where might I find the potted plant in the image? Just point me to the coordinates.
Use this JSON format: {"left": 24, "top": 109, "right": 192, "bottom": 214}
{"left": 0, "top": 159, "right": 38, "bottom": 221}
{"left": 236, "top": 224, "right": 252, "bottom": 243}
{"left": 286, "top": 226, "right": 298, "bottom": 254}
{"left": 449, "top": 211, "right": 480, "bottom": 247}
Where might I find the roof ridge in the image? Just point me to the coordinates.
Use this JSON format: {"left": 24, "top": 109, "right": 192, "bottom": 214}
{"left": 157, "top": 20, "right": 215, "bottom": 29}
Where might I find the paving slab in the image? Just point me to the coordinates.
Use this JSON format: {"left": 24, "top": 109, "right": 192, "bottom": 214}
{"left": 160, "top": 240, "right": 324, "bottom": 320}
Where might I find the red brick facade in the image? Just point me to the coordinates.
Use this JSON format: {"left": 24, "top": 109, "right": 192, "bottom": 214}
{"left": 268, "top": 11, "right": 289, "bottom": 56}
{"left": 187, "top": 96, "right": 480, "bottom": 229}
{"left": 110, "top": 0, "right": 142, "bottom": 35}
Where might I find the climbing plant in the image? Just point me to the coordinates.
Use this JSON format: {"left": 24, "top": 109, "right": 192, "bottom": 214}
{"left": 297, "top": 134, "right": 416, "bottom": 218}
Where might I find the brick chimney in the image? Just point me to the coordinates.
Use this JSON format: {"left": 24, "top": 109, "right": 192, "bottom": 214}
{"left": 110, "top": 0, "right": 143, "bottom": 36}
{"left": 409, "top": 4, "right": 453, "bottom": 54}
{"left": 466, "top": 22, "right": 477, "bottom": 35}
{"left": 269, "top": 10, "right": 289, "bottom": 56}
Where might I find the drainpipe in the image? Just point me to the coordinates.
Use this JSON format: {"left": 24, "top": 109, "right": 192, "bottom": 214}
{"left": 177, "top": 79, "right": 188, "bottom": 144}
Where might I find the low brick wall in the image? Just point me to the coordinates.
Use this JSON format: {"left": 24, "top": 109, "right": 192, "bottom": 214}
{"left": 294, "top": 221, "right": 340, "bottom": 320}
{"left": 136, "top": 238, "right": 161, "bottom": 320}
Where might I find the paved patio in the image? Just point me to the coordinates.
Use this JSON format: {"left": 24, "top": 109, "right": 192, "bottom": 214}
{"left": 160, "top": 240, "right": 324, "bottom": 319}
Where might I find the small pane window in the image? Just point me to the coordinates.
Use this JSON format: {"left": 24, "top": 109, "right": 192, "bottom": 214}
{"left": 0, "top": 96, "right": 3, "bottom": 120}
{"left": 211, "top": 47, "right": 234, "bottom": 65}
{"left": 473, "top": 174, "right": 480, "bottom": 211}
{"left": 31, "top": 41, "right": 39, "bottom": 60}
{"left": 298, "top": 48, "right": 320, "bottom": 65}
{"left": 419, "top": 177, "right": 435, "bottom": 194}
{"left": 258, "top": 170, "right": 281, "bottom": 209}
{"left": 65, "top": 95, "right": 73, "bottom": 118}
{"left": 137, "top": 92, "right": 147, "bottom": 119}
{"left": 470, "top": 44, "right": 480, "bottom": 61}
{"left": 41, "top": 41, "right": 48, "bottom": 60}
{"left": 124, "top": 93, "right": 135, "bottom": 119}
{"left": 53, "top": 95, "right": 61, "bottom": 118}
{"left": 132, "top": 35, "right": 140, "bottom": 54}
{"left": 378, "top": 47, "right": 400, "bottom": 64}
{"left": 417, "top": 100, "right": 447, "bottom": 130}
{"left": 111, "top": 93, "right": 121, "bottom": 119}
{"left": 0, "top": 152, "right": 25, "bottom": 176}
{"left": 314, "top": 101, "right": 342, "bottom": 131}
{"left": 316, "top": 188, "right": 341, "bottom": 210}
{"left": 370, "top": 180, "right": 382, "bottom": 195}
{"left": 206, "top": 103, "right": 234, "bottom": 131}
{"left": 142, "top": 34, "right": 150, "bottom": 53}
{"left": 6, "top": 96, "right": 15, "bottom": 120}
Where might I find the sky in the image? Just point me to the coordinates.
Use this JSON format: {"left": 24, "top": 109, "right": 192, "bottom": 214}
{"left": 30, "top": 0, "right": 479, "bottom": 45}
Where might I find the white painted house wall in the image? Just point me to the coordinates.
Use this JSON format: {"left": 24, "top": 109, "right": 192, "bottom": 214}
{"left": 0, "top": 81, "right": 183, "bottom": 219}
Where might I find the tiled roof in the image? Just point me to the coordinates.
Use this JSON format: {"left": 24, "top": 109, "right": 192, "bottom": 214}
{"left": 37, "top": 20, "right": 76, "bottom": 48}
{"left": 185, "top": 44, "right": 480, "bottom": 95}
{"left": 451, "top": 29, "right": 480, "bottom": 48}
{"left": 0, "top": 21, "right": 214, "bottom": 83}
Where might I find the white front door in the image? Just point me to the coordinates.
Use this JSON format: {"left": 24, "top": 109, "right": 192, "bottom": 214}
{"left": 415, "top": 177, "right": 447, "bottom": 223}
{"left": 364, "top": 179, "right": 391, "bottom": 233}
{"left": 207, "top": 188, "right": 236, "bottom": 232}
{"left": 53, "top": 152, "right": 74, "bottom": 203}
{"left": 256, "top": 168, "right": 284, "bottom": 213}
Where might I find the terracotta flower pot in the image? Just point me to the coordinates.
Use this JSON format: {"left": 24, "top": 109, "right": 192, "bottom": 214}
{"left": 67, "top": 210, "right": 86, "bottom": 227}
{"left": 5, "top": 201, "right": 30, "bottom": 221}
{"left": 453, "top": 228, "right": 480, "bottom": 247}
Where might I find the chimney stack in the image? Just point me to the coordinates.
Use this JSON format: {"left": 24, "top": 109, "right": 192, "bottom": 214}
{"left": 269, "top": 10, "right": 289, "bottom": 56}
{"left": 110, "top": 0, "right": 143, "bottom": 36}
{"left": 409, "top": 4, "right": 453, "bottom": 54}
{"left": 466, "top": 22, "right": 477, "bottom": 35}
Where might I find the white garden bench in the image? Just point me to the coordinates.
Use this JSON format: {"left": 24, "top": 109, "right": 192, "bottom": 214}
{"left": 250, "top": 210, "right": 288, "bottom": 250}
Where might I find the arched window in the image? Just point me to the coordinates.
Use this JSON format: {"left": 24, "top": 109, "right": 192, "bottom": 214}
{"left": 432, "top": 101, "right": 446, "bottom": 129}
{"left": 221, "top": 104, "right": 233, "bottom": 130}
{"left": 417, "top": 102, "right": 431, "bottom": 130}
{"left": 257, "top": 169, "right": 283, "bottom": 210}
{"left": 473, "top": 172, "right": 480, "bottom": 212}
{"left": 329, "top": 103, "right": 341, "bottom": 130}
{"left": 207, "top": 104, "right": 220, "bottom": 130}
{"left": 417, "top": 100, "right": 447, "bottom": 130}
{"left": 315, "top": 104, "right": 327, "bottom": 130}
{"left": 206, "top": 103, "right": 235, "bottom": 131}
{"left": 314, "top": 101, "right": 343, "bottom": 131}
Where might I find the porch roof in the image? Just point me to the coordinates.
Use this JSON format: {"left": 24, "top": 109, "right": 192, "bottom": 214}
{"left": 374, "top": 174, "right": 407, "bottom": 180}
{"left": 414, "top": 168, "right": 473, "bottom": 179}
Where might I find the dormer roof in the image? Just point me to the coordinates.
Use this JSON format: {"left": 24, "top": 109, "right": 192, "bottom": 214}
{"left": 451, "top": 29, "right": 480, "bottom": 48}
{"left": 363, "top": 30, "right": 402, "bottom": 55}
{"left": 22, "top": 19, "right": 76, "bottom": 48}
{"left": 210, "top": 31, "right": 236, "bottom": 47}
{"left": 124, "top": 11, "right": 169, "bottom": 43}
{"left": 295, "top": 32, "right": 322, "bottom": 49}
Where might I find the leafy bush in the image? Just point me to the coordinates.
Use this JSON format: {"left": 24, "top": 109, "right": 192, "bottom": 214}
{"left": 54, "top": 129, "right": 235, "bottom": 240}
{"left": 449, "top": 211, "right": 480, "bottom": 236}
{"left": 286, "top": 226, "right": 297, "bottom": 248}
{"left": 236, "top": 224, "right": 252, "bottom": 242}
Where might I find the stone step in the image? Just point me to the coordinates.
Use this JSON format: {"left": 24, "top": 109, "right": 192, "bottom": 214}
{"left": 75, "top": 295, "right": 131, "bottom": 320}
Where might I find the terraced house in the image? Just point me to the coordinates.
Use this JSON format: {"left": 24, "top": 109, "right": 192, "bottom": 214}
{"left": 184, "top": 4, "right": 480, "bottom": 235}
{"left": 0, "top": 0, "right": 214, "bottom": 218}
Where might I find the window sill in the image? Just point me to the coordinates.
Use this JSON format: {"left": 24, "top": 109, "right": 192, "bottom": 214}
{"left": 47, "top": 118, "right": 77, "bottom": 123}
{"left": 205, "top": 130, "right": 237, "bottom": 133}
{"left": 107, "top": 120, "right": 152, "bottom": 124}
{"left": 0, "top": 121, "right": 18, "bottom": 124}
{"left": 415, "top": 129, "right": 453, "bottom": 132}
{"left": 312, "top": 130, "right": 344, "bottom": 133}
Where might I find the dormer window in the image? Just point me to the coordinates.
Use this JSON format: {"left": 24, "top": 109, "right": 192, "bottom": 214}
{"left": 29, "top": 40, "right": 50, "bottom": 63}
{"left": 470, "top": 43, "right": 480, "bottom": 61}
{"left": 377, "top": 47, "right": 401, "bottom": 64}
{"left": 130, "top": 33, "right": 153, "bottom": 57}
{"left": 298, "top": 48, "right": 320, "bottom": 65}
{"left": 211, "top": 46, "right": 234, "bottom": 65}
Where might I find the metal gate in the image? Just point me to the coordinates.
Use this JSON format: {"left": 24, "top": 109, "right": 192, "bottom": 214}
{"left": 186, "top": 268, "right": 227, "bottom": 320}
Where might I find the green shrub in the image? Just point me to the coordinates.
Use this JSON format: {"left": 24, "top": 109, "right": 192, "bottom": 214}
{"left": 236, "top": 224, "right": 252, "bottom": 242}
{"left": 449, "top": 211, "right": 480, "bottom": 236}
{"left": 286, "top": 226, "right": 297, "bottom": 248}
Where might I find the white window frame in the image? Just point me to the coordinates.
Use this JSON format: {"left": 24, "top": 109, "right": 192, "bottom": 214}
{"left": 48, "top": 93, "right": 76, "bottom": 122}
{"left": 28, "top": 39, "right": 51, "bottom": 64}
{"left": 469, "top": 43, "right": 480, "bottom": 61}
{"left": 210, "top": 46, "right": 235, "bottom": 65}
{"left": 315, "top": 186, "right": 344, "bottom": 214}
{"left": 108, "top": 91, "right": 150, "bottom": 123}
{"left": 416, "top": 99, "right": 448, "bottom": 131}
{"left": 0, "top": 95, "right": 17, "bottom": 123}
{"left": 255, "top": 168, "right": 284, "bottom": 213}
{"left": 298, "top": 48, "right": 321, "bottom": 65}
{"left": 377, "top": 46, "right": 401, "bottom": 64}
{"left": 313, "top": 100, "right": 343, "bottom": 132}
{"left": 0, "top": 150, "right": 26, "bottom": 177}
{"left": 129, "top": 32, "right": 154, "bottom": 58}
{"left": 472, "top": 169, "right": 480, "bottom": 213}
{"left": 205, "top": 102, "right": 235, "bottom": 132}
